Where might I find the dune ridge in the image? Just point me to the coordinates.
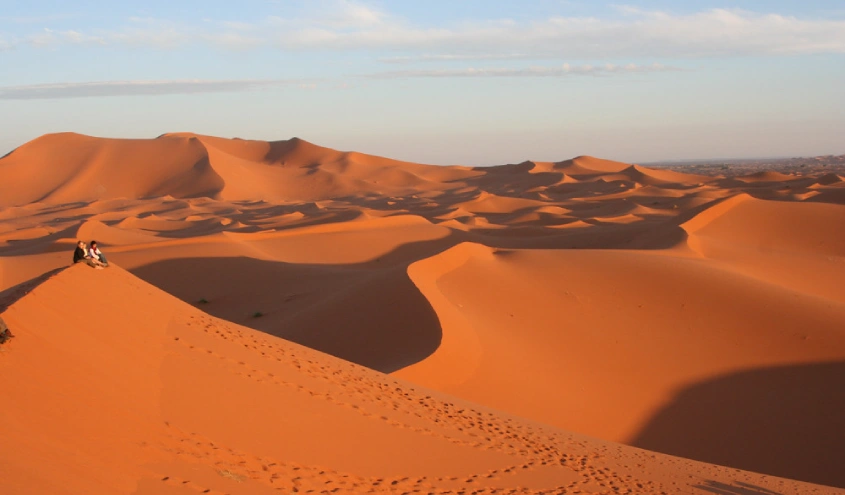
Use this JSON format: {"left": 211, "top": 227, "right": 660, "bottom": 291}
{"left": 0, "top": 133, "right": 480, "bottom": 206}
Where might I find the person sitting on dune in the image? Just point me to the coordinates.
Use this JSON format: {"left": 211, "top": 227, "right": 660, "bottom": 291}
{"left": 73, "top": 241, "right": 103, "bottom": 269}
{"left": 87, "top": 240, "right": 109, "bottom": 267}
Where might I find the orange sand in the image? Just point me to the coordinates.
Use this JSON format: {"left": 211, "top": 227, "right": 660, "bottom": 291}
{"left": 1, "top": 133, "right": 844, "bottom": 493}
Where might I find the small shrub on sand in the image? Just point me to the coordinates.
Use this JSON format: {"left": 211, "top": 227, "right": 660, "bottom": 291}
{"left": 217, "top": 470, "right": 246, "bottom": 482}
{"left": 0, "top": 318, "right": 12, "bottom": 345}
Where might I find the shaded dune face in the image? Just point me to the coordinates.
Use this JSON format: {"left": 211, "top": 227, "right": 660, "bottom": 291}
{"left": 632, "top": 360, "right": 845, "bottom": 489}
{"left": 1, "top": 132, "right": 845, "bottom": 491}
{"left": 130, "top": 255, "right": 445, "bottom": 373}
{"left": 0, "top": 134, "right": 226, "bottom": 204}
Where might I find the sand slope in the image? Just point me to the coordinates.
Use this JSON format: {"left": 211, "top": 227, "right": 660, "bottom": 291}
{"left": 397, "top": 241, "right": 845, "bottom": 486}
{"left": 5, "top": 265, "right": 840, "bottom": 494}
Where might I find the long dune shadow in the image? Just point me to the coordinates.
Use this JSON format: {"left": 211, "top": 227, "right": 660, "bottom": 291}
{"left": 128, "top": 236, "right": 460, "bottom": 373}
{"left": 0, "top": 223, "right": 83, "bottom": 256}
{"left": 0, "top": 267, "right": 67, "bottom": 344}
{"left": 124, "top": 213, "right": 694, "bottom": 375}
{"left": 631, "top": 361, "right": 845, "bottom": 488}
{"left": 125, "top": 219, "right": 683, "bottom": 377}
{"left": 694, "top": 480, "right": 784, "bottom": 495}
{"left": 0, "top": 266, "right": 67, "bottom": 313}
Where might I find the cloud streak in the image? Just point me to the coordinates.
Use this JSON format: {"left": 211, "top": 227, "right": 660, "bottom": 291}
{"left": 2, "top": 4, "right": 845, "bottom": 59}
{"left": 367, "top": 63, "right": 682, "bottom": 79}
{"left": 0, "top": 79, "right": 316, "bottom": 100}
{"left": 0, "top": 62, "right": 675, "bottom": 100}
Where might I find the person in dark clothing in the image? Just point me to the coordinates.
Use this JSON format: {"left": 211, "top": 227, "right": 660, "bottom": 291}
{"left": 73, "top": 241, "right": 102, "bottom": 269}
{"left": 73, "top": 241, "right": 87, "bottom": 263}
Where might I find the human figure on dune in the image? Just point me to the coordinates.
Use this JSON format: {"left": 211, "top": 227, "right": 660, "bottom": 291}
{"left": 72, "top": 240, "right": 104, "bottom": 269}
{"left": 87, "top": 240, "right": 109, "bottom": 267}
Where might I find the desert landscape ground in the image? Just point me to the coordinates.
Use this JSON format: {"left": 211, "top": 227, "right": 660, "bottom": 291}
{"left": 1, "top": 132, "right": 844, "bottom": 494}
{"left": 647, "top": 156, "right": 845, "bottom": 177}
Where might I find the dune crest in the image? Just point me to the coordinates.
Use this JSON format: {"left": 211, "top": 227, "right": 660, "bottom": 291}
{"left": 0, "top": 133, "right": 485, "bottom": 206}
{"left": 554, "top": 155, "right": 631, "bottom": 175}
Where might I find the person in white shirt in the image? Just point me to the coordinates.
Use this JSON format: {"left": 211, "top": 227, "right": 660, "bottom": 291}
{"left": 87, "top": 240, "right": 109, "bottom": 267}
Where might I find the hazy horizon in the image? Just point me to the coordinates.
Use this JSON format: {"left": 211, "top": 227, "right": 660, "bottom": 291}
{"left": 2, "top": 130, "right": 842, "bottom": 168}
{"left": 2, "top": 0, "right": 844, "bottom": 165}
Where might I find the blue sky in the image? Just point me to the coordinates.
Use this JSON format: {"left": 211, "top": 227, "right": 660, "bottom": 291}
{"left": 1, "top": 1, "right": 843, "bottom": 165}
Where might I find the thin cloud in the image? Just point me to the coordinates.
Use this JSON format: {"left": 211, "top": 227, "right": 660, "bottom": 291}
{"left": 0, "top": 65, "right": 679, "bottom": 100}
{"left": 367, "top": 63, "right": 683, "bottom": 79}
{"left": 379, "top": 53, "right": 532, "bottom": 64}
{"left": 2, "top": 4, "right": 844, "bottom": 58}
{"left": 0, "top": 79, "right": 317, "bottom": 100}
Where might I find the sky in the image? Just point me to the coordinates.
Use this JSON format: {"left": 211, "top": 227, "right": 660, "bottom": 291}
{"left": 1, "top": 1, "right": 844, "bottom": 165}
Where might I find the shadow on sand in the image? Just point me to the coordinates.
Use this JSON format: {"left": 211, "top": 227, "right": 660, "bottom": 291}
{"left": 129, "top": 236, "right": 461, "bottom": 373}
{"left": 632, "top": 361, "right": 845, "bottom": 488}
{"left": 694, "top": 480, "right": 784, "bottom": 495}
{"left": 0, "top": 266, "right": 67, "bottom": 313}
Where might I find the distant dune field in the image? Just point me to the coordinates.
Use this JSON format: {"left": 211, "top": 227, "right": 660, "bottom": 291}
{"left": 1, "top": 133, "right": 844, "bottom": 494}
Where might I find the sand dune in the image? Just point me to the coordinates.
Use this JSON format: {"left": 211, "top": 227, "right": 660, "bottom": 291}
{"left": 625, "top": 165, "right": 710, "bottom": 185}
{"left": 682, "top": 193, "right": 845, "bottom": 256}
{"left": 397, "top": 243, "right": 845, "bottom": 485}
{"left": 0, "top": 133, "right": 479, "bottom": 206}
{"left": 1, "top": 132, "right": 844, "bottom": 491}
{"left": 2, "top": 264, "right": 839, "bottom": 494}
{"left": 681, "top": 193, "right": 845, "bottom": 305}
{"left": 552, "top": 155, "right": 632, "bottom": 176}
{"left": 0, "top": 133, "right": 224, "bottom": 205}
